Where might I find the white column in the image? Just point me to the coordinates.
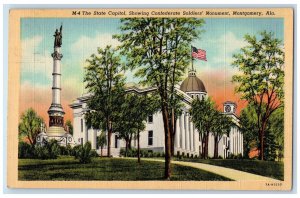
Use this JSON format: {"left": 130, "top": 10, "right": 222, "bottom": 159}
{"left": 239, "top": 131, "right": 241, "bottom": 154}
{"left": 236, "top": 129, "right": 238, "bottom": 154}
{"left": 240, "top": 132, "right": 242, "bottom": 154}
{"left": 241, "top": 133, "right": 244, "bottom": 156}
{"left": 190, "top": 121, "right": 194, "bottom": 151}
{"left": 91, "top": 128, "right": 97, "bottom": 149}
{"left": 192, "top": 122, "right": 195, "bottom": 151}
{"left": 180, "top": 113, "right": 185, "bottom": 150}
{"left": 234, "top": 127, "right": 238, "bottom": 155}
{"left": 230, "top": 128, "right": 233, "bottom": 154}
{"left": 239, "top": 130, "right": 241, "bottom": 154}
{"left": 233, "top": 128, "right": 236, "bottom": 155}
{"left": 82, "top": 118, "right": 87, "bottom": 144}
{"left": 52, "top": 47, "right": 61, "bottom": 105}
{"left": 185, "top": 113, "right": 189, "bottom": 151}
{"left": 175, "top": 118, "right": 180, "bottom": 148}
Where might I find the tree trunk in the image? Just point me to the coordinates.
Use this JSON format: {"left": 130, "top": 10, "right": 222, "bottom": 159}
{"left": 205, "top": 132, "right": 209, "bottom": 159}
{"left": 125, "top": 139, "right": 129, "bottom": 157}
{"left": 129, "top": 134, "right": 132, "bottom": 150}
{"left": 137, "top": 129, "right": 141, "bottom": 164}
{"left": 100, "top": 146, "right": 103, "bottom": 157}
{"left": 170, "top": 109, "right": 176, "bottom": 156}
{"left": 171, "top": 132, "right": 175, "bottom": 156}
{"left": 201, "top": 135, "right": 205, "bottom": 158}
{"left": 213, "top": 136, "right": 219, "bottom": 159}
{"left": 107, "top": 128, "right": 112, "bottom": 157}
{"left": 162, "top": 105, "right": 172, "bottom": 180}
{"left": 258, "top": 119, "right": 268, "bottom": 161}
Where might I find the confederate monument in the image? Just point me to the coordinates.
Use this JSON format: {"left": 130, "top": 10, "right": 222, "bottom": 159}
{"left": 36, "top": 25, "right": 75, "bottom": 146}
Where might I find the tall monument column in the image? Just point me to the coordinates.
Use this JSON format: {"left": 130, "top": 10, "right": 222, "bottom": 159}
{"left": 48, "top": 45, "right": 64, "bottom": 127}
{"left": 37, "top": 25, "right": 75, "bottom": 146}
{"left": 48, "top": 25, "right": 65, "bottom": 131}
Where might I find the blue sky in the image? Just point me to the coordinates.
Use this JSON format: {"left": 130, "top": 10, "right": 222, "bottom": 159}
{"left": 20, "top": 17, "right": 284, "bottom": 121}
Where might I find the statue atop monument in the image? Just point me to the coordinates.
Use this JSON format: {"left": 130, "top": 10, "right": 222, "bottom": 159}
{"left": 54, "top": 25, "right": 62, "bottom": 48}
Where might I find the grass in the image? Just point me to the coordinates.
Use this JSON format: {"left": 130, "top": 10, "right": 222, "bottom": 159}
{"left": 176, "top": 158, "right": 284, "bottom": 180}
{"left": 18, "top": 156, "right": 232, "bottom": 181}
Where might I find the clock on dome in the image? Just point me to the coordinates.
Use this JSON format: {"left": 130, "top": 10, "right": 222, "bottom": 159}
{"left": 225, "top": 105, "right": 231, "bottom": 113}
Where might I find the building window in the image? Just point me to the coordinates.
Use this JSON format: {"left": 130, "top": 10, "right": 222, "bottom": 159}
{"left": 148, "top": 130, "right": 153, "bottom": 146}
{"left": 148, "top": 115, "right": 153, "bottom": 123}
{"left": 81, "top": 119, "right": 83, "bottom": 132}
{"left": 115, "top": 135, "right": 118, "bottom": 148}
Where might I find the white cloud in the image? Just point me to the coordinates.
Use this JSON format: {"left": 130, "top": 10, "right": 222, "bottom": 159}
{"left": 21, "top": 35, "right": 53, "bottom": 80}
{"left": 217, "top": 31, "right": 247, "bottom": 55}
{"left": 71, "top": 33, "right": 120, "bottom": 65}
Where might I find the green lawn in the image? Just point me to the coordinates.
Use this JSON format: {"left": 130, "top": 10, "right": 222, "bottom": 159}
{"left": 18, "top": 156, "right": 232, "bottom": 181}
{"left": 176, "top": 158, "right": 284, "bottom": 180}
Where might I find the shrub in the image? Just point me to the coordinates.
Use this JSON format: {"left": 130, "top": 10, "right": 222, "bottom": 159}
{"left": 237, "top": 153, "right": 243, "bottom": 160}
{"left": 141, "top": 149, "right": 148, "bottom": 157}
{"left": 34, "top": 139, "right": 60, "bottom": 159}
{"left": 74, "top": 142, "right": 94, "bottom": 163}
{"left": 34, "top": 146, "right": 50, "bottom": 159}
{"left": 71, "top": 145, "right": 81, "bottom": 156}
{"left": 60, "top": 144, "right": 73, "bottom": 156}
{"left": 18, "top": 142, "right": 35, "bottom": 159}
{"left": 90, "top": 149, "right": 99, "bottom": 157}
{"left": 120, "top": 148, "right": 126, "bottom": 156}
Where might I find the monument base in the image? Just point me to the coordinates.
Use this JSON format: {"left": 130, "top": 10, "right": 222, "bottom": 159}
{"left": 47, "top": 126, "right": 66, "bottom": 137}
{"left": 36, "top": 126, "right": 76, "bottom": 147}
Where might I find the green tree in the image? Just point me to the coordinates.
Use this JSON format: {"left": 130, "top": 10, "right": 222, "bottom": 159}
{"left": 212, "top": 112, "right": 232, "bottom": 159}
{"left": 240, "top": 104, "right": 284, "bottom": 161}
{"left": 84, "top": 45, "right": 126, "bottom": 157}
{"left": 65, "top": 120, "right": 73, "bottom": 135}
{"left": 114, "top": 92, "right": 159, "bottom": 161}
{"left": 19, "top": 108, "right": 45, "bottom": 146}
{"left": 232, "top": 31, "right": 284, "bottom": 160}
{"left": 267, "top": 107, "right": 284, "bottom": 161}
{"left": 115, "top": 18, "right": 204, "bottom": 179}
{"left": 97, "top": 132, "right": 107, "bottom": 157}
{"left": 190, "top": 97, "right": 217, "bottom": 159}
{"left": 239, "top": 104, "right": 259, "bottom": 158}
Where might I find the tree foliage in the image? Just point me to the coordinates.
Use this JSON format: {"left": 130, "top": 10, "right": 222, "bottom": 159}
{"left": 114, "top": 92, "right": 159, "bottom": 159}
{"left": 190, "top": 97, "right": 214, "bottom": 158}
{"left": 232, "top": 31, "right": 284, "bottom": 160}
{"left": 240, "top": 104, "right": 284, "bottom": 161}
{"left": 65, "top": 120, "right": 73, "bottom": 135}
{"left": 114, "top": 18, "right": 205, "bottom": 179}
{"left": 84, "top": 45, "right": 126, "bottom": 157}
{"left": 19, "top": 108, "right": 45, "bottom": 146}
{"left": 212, "top": 112, "right": 232, "bottom": 158}
{"left": 239, "top": 104, "right": 259, "bottom": 157}
{"left": 97, "top": 132, "right": 107, "bottom": 157}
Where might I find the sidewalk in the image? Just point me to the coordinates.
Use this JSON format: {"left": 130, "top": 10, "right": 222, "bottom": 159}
{"left": 138, "top": 158, "right": 280, "bottom": 181}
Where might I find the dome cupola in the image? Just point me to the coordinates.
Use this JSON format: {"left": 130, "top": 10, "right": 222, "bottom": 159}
{"left": 180, "top": 69, "right": 207, "bottom": 100}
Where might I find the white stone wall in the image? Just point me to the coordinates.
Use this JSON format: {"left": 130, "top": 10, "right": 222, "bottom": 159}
{"left": 71, "top": 96, "right": 243, "bottom": 158}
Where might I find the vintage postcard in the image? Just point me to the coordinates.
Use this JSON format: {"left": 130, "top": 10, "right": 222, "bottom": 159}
{"left": 7, "top": 7, "right": 293, "bottom": 190}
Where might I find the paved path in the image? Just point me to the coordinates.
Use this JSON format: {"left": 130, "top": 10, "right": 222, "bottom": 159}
{"left": 133, "top": 158, "right": 280, "bottom": 181}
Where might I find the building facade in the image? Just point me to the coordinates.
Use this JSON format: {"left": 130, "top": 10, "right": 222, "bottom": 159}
{"left": 70, "top": 69, "right": 243, "bottom": 158}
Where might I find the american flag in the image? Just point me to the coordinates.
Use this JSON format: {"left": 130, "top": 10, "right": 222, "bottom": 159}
{"left": 192, "top": 46, "right": 207, "bottom": 61}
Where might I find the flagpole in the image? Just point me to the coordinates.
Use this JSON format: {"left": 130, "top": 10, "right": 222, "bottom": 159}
{"left": 191, "top": 45, "right": 194, "bottom": 71}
